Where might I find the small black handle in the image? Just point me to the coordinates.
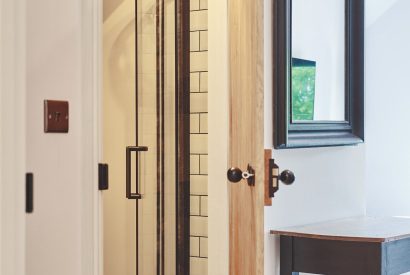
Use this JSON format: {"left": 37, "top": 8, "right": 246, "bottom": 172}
{"left": 279, "top": 170, "right": 295, "bottom": 185}
{"left": 126, "top": 146, "right": 148, "bottom": 200}
{"left": 227, "top": 167, "right": 243, "bottom": 183}
{"left": 99, "top": 163, "right": 109, "bottom": 190}
{"left": 26, "top": 173, "right": 34, "bottom": 213}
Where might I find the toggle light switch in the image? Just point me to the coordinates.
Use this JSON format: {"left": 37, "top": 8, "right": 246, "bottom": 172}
{"left": 44, "top": 100, "right": 69, "bottom": 133}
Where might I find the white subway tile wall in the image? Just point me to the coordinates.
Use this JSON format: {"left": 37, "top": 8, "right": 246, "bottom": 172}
{"left": 190, "top": 0, "right": 208, "bottom": 274}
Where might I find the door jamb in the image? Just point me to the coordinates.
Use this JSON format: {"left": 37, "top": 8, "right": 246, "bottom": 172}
{"left": 0, "top": 0, "right": 26, "bottom": 274}
{"left": 81, "top": 0, "right": 103, "bottom": 274}
{"left": 0, "top": 0, "right": 103, "bottom": 273}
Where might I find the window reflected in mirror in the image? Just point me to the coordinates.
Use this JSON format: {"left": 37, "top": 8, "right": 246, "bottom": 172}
{"left": 291, "top": 58, "right": 316, "bottom": 121}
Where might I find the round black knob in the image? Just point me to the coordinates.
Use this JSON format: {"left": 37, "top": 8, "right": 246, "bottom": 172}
{"left": 227, "top": 167, "right": 243, "bottom": 183}
{"left": 279, "top": 170, "right": 295, "bottom": 185}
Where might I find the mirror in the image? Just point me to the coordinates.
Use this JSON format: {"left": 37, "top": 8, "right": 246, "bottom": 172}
{"left": 273, "top": 0, "right": 364, "bottom": 148}
{"left": 292, "top": 0, "right": 345, "bottom": 122}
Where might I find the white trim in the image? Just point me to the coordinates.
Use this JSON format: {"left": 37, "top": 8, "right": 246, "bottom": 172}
{"left": 0, "top": 0, "right": 26, "bottom": 274}
{"left": 208, "top": 0, "right": 229, "bottom": 274}
{"left": 81, "top": 0, "right": 102, "bottom": 274}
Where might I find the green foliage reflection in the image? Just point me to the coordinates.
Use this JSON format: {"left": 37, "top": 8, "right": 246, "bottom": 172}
{"left": 291, "top": 58, "right": 316, "bottom": 121}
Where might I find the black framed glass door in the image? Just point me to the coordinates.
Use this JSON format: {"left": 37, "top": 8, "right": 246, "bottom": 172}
{"left": 102, "top": 0, "right": 189, "bottom": 274}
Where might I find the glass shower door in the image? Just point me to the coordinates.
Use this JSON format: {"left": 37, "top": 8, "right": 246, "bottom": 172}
{"left": 103, "top": 0, "right": 189, "bottom": 274}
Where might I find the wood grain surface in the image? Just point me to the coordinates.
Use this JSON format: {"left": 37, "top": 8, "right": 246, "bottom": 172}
{"left": 228, "top": 0, "right": 264, "bottom": 273}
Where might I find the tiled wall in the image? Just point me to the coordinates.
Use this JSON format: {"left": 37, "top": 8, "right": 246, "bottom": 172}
{"left": 190, "top": 0, "right": 208, "bottom": 274}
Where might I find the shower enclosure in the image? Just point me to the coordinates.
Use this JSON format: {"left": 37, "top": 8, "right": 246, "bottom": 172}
{"left": 102, "top": 0, "right": 190, "bottom": 274}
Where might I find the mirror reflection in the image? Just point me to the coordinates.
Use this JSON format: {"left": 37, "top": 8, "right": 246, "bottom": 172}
{"left": 291, "top": 0, "right": 345, "bottom": 122}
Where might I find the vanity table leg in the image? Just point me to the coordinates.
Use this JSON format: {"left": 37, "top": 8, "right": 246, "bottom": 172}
{"left": 280, "top": 236, "right": 299, "bottom": 275}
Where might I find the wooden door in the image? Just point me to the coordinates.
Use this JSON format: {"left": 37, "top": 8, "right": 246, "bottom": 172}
{"left": 228, "top": 0, "right": 265, "bottom": 274}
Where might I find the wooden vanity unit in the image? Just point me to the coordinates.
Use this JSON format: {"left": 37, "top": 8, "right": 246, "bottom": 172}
{"left": 271, "top": 217, "right": 410, "bottom": 275}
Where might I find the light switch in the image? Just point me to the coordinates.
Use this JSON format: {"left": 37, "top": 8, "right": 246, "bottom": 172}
{"left": 44, "top": 100, "right": 69, "bottom": 133}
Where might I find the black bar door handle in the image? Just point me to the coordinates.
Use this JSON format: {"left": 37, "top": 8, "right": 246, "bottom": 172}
{"left": 26, "top": 173, "right": 34, "bottom": 213}
{"left": 126, "top": 146, "right": 148, "bottom": 199}
{"left": 99, "top": 163, "right": 109, "bottom": 190}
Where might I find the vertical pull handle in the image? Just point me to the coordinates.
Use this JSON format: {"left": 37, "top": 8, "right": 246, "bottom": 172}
{"left": 126, "top": 146, "right": 148, "bottom": 199}
{"left": 26, "top": 173, "right": 34, "bottom": 213}
{"left": 98, "top": 163, "right": 109, "bottom": 191}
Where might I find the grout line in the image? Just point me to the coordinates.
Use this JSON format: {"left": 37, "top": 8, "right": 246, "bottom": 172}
{"left": 189, "top": 28, "right": 208, "bottom": 32}
{"left": 198, "top": 29, "right": 202, "bottom": 54}
{"left": 189, "top": 214, "right": 209, "bottom": 218}
{"left": 198, "top": 152, "right": 201, "bottom": 176}
{"left": 190, "top": 70, "right": 208, "bottom": 73}
{"left": 198, "top": 194, "right": 202, "bottom": 217}
{"left": 189, "top": 234, "right": 209, "bottom": 238}
{"left": 190, "top": 3, "right": 208, "bottom": 12}
{"left": 189, "top": 132, "right": 208, "bottom": 135}
{"left": 190, "top": 91, "right": 208, "bottom": 94}
{"left": 198, "top": 71, "right": 201, "bottom": 95}
{"left": 198, "top": 114, "right": 201, "bottom": 134}
{"left": 198, "top": 235, "right": 201, "bottom": 256}
{"left": 190, "top": 111, "right": 208, "bottom": 114}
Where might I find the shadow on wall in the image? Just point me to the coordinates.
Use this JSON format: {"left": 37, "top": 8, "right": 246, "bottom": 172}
{"left": 104, "top": 0, "right": 125, "bottom": 21}
{"left": 108, "top": 19, "right": 136, "bottom": 114}
{"left": 366, "top": 0, "right": 400, "bottom": 28}
{"left": 105, "top": 0, "right": 154, "bottom": 114}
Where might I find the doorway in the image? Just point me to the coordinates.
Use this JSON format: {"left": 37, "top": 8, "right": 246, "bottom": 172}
{"left": 19, "top": 0, "right": 261, "bottom": 274}
{"left": 102, "top": 0, "right": 190, "bottom": 274}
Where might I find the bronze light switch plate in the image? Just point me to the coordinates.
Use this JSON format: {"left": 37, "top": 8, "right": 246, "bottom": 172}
{"left": 44, "top": 100, "right": 69, "bottom": 133}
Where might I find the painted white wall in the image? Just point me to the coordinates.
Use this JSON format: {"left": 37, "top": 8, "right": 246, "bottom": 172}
{"left": 25, "top": 0, "right": 99, "bottom": 275}
{"left": 292, "top": 0, "right": 345, "bottom": 121}
{"left": 265, "top": 0, "right": 410, "bottom": 274}
{"left": 365, "top": 0, "right": 410, "bottom": 217}
{"left": 365, "top": 0, "right": 400, "bottom": 28}
{"left": 0, "top": 0, "right": 26, "bottom": 274}
{"left": 264, "top": 0, "right": 366, "bottom": 274}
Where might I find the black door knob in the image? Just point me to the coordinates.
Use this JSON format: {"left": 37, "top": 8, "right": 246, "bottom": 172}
{"left": 279, "top": 170, "right": 295, "bottom": 185}
{"left": 227, "top": 167, "right": 243, "bottom": 183}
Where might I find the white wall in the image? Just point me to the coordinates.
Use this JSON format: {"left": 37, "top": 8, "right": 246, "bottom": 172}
{"left": 0, "top": 0, "right": 26, "bottom": 274}
{"left": 365, "top": 0, "right": 410, "bottom": 217}
{"left": 264, "top": 0, "right": 366, "bottom": 274}
{"left": 265, "top": 0, "right": 410, "bottom": 274}
{"left": 25, "top": 0, "right": 97, "bottom": 275}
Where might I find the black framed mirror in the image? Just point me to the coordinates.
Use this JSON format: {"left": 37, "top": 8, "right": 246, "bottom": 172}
{"left": 273, "top": 0, "right": 364, "bottom": 149}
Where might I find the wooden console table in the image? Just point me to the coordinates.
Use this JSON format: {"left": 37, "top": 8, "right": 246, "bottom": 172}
{"left": 271, "top": 217, "right": 410, "bottom": 275}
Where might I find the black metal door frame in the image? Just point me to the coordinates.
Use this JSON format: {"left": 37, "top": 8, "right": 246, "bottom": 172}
{"left": 128, "top": 0, "right": 190, "bottom": 274}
